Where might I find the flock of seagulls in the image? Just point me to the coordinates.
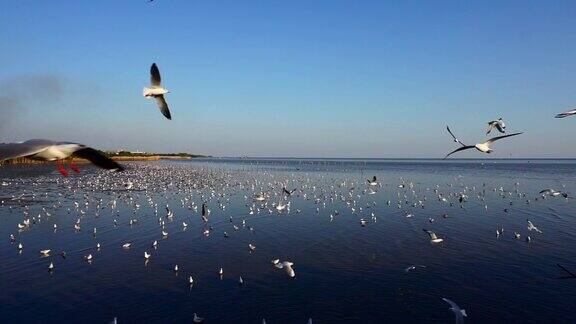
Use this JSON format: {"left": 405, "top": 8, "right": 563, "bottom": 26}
{"left": 1, "top": 160, "right": 572, "bottom": 323}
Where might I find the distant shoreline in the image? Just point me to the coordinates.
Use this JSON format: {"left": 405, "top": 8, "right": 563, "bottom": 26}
{"left": 0, "top": 155, "right": 196, "bottom": 165}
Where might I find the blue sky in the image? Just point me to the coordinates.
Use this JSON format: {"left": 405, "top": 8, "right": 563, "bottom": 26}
{"left": 1, "top": 1, "right": 575, "bottom": 157}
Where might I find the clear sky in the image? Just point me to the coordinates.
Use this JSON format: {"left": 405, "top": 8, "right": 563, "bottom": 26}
{"left": 1, "top": 1, "right": 575, "bottom": 158}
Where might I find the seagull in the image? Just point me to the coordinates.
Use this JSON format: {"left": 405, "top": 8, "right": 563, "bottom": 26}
{"left": 423, "top": 229, "right": 444, "bottom": 243}
{"left": 193, "top": 313, "right": 204, "bottom": 323}
{"left": 539, "top": 189, "right": 568, "bottom": 198}
{"left": 276, "top": 201, "right": 286, "bottom": 211}
{"left": 201, "top": 203, "right": 210, "bottom": 217}
{"left": 486, "top": 118, "right": 506, "bottom": 135}
{"left": 444, "top": 131, "right": 523, "bottom": 158}
{"left": 122, "top": 243, "right": 132, "bottom": 249}
{"left": 405, "top": 265, "right": 426, "bottom": 273}
{"left": 248, "top": 243, "right": 256, "bottom": 252}
{"left": 527, "top": 220, "right": 543, "bottom": 234}
{"left": 283, "top": 188, "right": 296, "bottom": 196}
{"left": 48, "top": 262, "right": 54, "bottom": 271}
{"left": 40, "top": 249, "right": 51, "bottom": 256}
{"left": 0, "top": 139, "right": 124, "bottom": 176}
{"left": 271, "top": 259, "right": 295, "bottom": 277}
{"left": 144, "top": 251, "right": 151, "bottom": 259}
{"left": 282, "top": 261, "right": 295, "bottom": 278}
{"left": 555, "top": 109, "right": 576, "bottom": 118}
{"left": 143, "top": 63, "right": 172, "bottom": 120}
{"left": 442, "top": 298, "right": 467, "bottom": 324}
{"left": 189, "top": 276, "right": 194, "bottom": 284}
{"left": 367, "top": 176, "right": 378, "bottom": 186}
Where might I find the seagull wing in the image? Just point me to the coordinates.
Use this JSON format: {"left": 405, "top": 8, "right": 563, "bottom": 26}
{"left": 555, "top": 109, "right": 576, "bottom": 118}
{"left": 422, "top": 229, "right": 436, "bottom": 239}
{"left": 0, "top": 139, "right": 54, "bottom": 161}
{"left": 73, "top": 147, "right": 124, "bottom": 171}
{"left": 486, "top": 123, "right": 494, "bottom": 135}
{"left": 442, "top": 297, "right": 459, "bottom": 311}
{"left": 485, "top": 132, "right": 523, "bottom": 145}
{"left": 150, "top": 63, "right": 162, "bottom": 86}
{"left": 446, "top": 126, "right": 466, "bottom": 146}
{"left": 155, "top": 95, "right": 172, "bottom": 120}
{"left": 442, "top": 297, "right": 467, "bottom": 323}
{"left": 444, "top": 145, "right": 475, "bottom": 159}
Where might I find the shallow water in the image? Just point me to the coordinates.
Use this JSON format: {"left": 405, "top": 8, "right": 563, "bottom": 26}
{"left": 0, "top": 159, "right": 575, "bottom": 323}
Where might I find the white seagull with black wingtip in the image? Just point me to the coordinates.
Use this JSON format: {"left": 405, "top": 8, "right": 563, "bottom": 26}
{"left": 143, "top": 63, "right": 172, "bottom": 120}
{"left": 444, "top": 126, "right": 522, "bottom": 159}
{"left": 486, "top": 118, "right": 506, "bottom": 135}
{"left": 0, "top": 139, "right": 124, "bottom": 176}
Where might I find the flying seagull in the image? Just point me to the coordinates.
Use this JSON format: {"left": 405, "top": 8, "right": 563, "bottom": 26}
{"left": 143, "top": 63, "right": 172, "bottom": 120}
{"left": 486, "top": 118, "right": 506, "bottom": 135}
{"left": 367, "top": 176, "right": 378, "bottom": 186}
{"left": 555, "top": 109, "right": 576, "bottom": 118}
{"left": 0, "top": 139, "right": 124, "bottom": 176}
{"left": 442, "top": 298, "right": 467, "bottom": 324}
{"left": 405, "top": 265, "right": 426, "bottom": 273}
{"left": 283, "top": 188, "right": 296, "bottom": 196}
{"left": 444, "top": 131, "right": 523, "bottom": 159}
{"left": 423, "top": 229, "right": 444, "bottom": 243}
{"left": 527, "top": 219, "right": 543, "bottom": 234}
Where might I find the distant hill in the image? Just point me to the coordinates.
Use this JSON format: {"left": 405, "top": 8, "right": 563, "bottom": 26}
{"left": 106, "top": 151, "right": 207, "bottom": 158}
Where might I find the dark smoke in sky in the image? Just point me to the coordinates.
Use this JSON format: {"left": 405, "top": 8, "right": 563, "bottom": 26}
{"left": 0, "top": 75, "right": 63, "bottom": 134}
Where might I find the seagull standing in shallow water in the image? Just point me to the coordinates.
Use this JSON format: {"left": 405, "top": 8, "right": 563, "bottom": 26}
{"left": 143, "top": 63, "right": 172, "bottom": 120}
